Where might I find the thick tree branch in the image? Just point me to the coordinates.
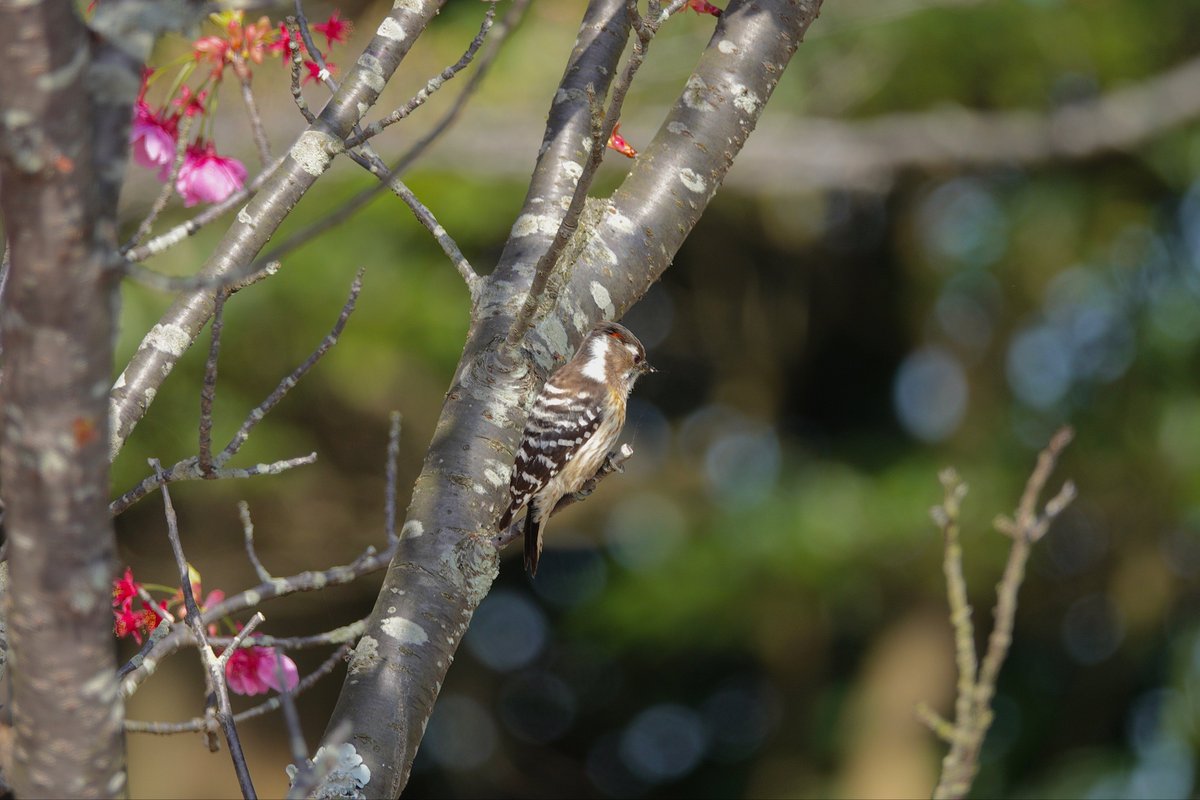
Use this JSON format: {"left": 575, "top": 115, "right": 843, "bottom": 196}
{"left": 317, "top": 2, "right": 823, "bottom": 796}
{"left": 108, "top": 0, "right": 448, "bottom": 460}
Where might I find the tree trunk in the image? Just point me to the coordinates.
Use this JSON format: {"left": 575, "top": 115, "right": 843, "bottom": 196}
{"left": 0, "top": 0, "right": 127, "bottom": 794}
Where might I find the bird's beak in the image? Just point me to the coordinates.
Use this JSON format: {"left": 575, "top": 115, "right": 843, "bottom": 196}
{"left": 639, "top": 361, "right": 657, "bottom": 375}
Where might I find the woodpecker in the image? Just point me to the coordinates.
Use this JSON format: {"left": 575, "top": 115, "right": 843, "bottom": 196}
{"left": 499, "top": 320, "right": 655, "bottom": 576}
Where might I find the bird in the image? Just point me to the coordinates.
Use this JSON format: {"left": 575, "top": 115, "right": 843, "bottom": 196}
{"left": 498, "top": 320, "right": 655, "bottom": 576}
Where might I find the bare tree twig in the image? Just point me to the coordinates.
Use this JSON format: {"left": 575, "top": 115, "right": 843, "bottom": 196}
{"left": 239, "top": 501, "right": 273, "bottom": 582}
{"left": 112, "top": 266, "right": 364, "bottom": 514}
{"left": 384, "top": 412, "right": 402, "bottom": 546}
{"left": 343, "top": 150, "right": 480, "bottom": 298}
{"left": 274, "top": 649, "right": 308, "bottom": 770}
{"left": 219, "top": 268, "right": 364, "bottom": 462}
{"left": 155, "top": 459, "right": 258, "bottom": 799}
{"left": 923, "top": 427, "right": 1076, "bottom": 800}
{"left": 285, "top": 17, "right": 317, "bottom": 124}
{"left": 122, "top": 256, "right": 281, "bottom": 295}
{"left": 344, "top": 2, "right": 499, "bottom": 148}
{"left": 297, "top": 0, "right": 485, "bottom": 298}
{"left": 234, "top": 56, "right": 273, "bottom": 165}
{"left": 199, "top": 289, "right": 228, "bottom": 475}
{"left": 210, "top": 620, "right": 367, "bottom": 650}
{"left": 111, "top": 452, "right": 318, "bottom": 517}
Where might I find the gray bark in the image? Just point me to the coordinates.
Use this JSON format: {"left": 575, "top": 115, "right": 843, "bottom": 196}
{"left": 318, "top": 1, "right": 823, "bottom": 796}
{"left": 0, "top": 0, "right": 132, "bottom": 794}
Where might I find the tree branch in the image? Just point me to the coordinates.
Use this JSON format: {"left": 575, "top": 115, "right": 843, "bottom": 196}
{"left": 108, "top": 0, "right": 449, "bottom": 460}
{"left": 316, "top": 2, "right": 824, "bottom": 796}
{"left": 156, "top": 462, "right": 258, "bottom": 798}
{"left": 250, "top": 0, "right": 531, "bottom": 276}
{"left": 925, "top": 427, "right": 1077, "bottom": 800}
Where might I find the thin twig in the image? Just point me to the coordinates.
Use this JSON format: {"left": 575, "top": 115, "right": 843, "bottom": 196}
{"left": 297, "top": 0, "right": 484, "bottom": 296}
{"left": 215, "top": 611, "right": 266, "bottom": 671}
{"left": 275, "top": 648, "right": 309, "bottom": 769}
{"left": 293, "top": 0, "right": 340, "bottom": 95}
{"left": 384, "top": 411, "right": 402, "bottom": 546}
{"left": 344, "top": 150, "right": 479, "bottom": 298}
{"left": 199, "top": 289, "right": 228, "bottom": 475}
{"left": 210, "top": 619, "right": 367, "bottom": 650}
{"left": 154, "top": 459, "right": 258, "bottom": 799}
{"left": 932, "top": 469, "right": 977, "bottom": 757}
{"left": 218, "top": 268, "right": 364, "bottom": 462}
{"left": 111, "top": 452, "right": 318, "bottom": 517}
{"left": 344, "top": 2, "right": 499, "bottom": 148}
{"left": 285, "top": 17, "right": 317, "bottom": 124}
{"left": 116, "top": 615, "right": 173, "bottom": 680}
{"left": 925, "top": 427, "right": 1076, "bottom": 800}
{"left": 123, "top": 257, "right": 281, "bottom": 295}
{"left": 239, "top": 501, "right": 272, "bottom": 582}
{"left": 113, "top": 267, "right": 364, "bottom": 515}
{"left": 234, "top": 57, "right": 273, "bottom": 165}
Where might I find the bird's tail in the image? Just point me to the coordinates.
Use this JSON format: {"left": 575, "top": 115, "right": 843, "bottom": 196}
{"left": 523, "top": 510, "right": 542, "bottom": 577}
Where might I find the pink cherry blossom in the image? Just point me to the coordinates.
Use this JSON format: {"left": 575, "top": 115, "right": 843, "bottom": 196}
{"left": 131, "top": 101, "right": 177, "bottom": 179}
{"left": 225, "top": 645, "right": 300, "bottom": 696}
{"left": 175, "top": 143, "right": 247, "bottom": 206}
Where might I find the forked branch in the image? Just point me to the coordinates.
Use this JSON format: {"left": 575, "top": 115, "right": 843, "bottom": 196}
{"left": 922, "top": 427, "right": 1077, "bottom": 800}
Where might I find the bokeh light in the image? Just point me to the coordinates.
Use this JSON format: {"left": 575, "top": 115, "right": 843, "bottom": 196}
{"left": 618, "top": 704, "right": 709, "bottom": 784}
{"left": 462, "top": 589, "right": 548, "bottom": 672}
{"left": 892, "top": 346, "right": 968, "bottom": 442}
{"left": 419, "top": 694, "right": 498, "bottom": 772}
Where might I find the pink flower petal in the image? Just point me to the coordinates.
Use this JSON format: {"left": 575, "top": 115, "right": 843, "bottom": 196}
{"left": 176, "top": 144, "right": 247, "bottom": 207}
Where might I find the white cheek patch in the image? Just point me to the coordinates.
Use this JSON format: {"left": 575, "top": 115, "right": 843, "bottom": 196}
{"left": 581, "top": 335, "right": 610, "bottom": 382}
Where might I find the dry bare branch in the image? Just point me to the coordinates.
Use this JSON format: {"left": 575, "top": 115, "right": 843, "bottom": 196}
{"left": 155, "top": 461, "right": 258, "bottom": 798}
{"left": 924, "top": 427, "right": 1076, "bottom": 800}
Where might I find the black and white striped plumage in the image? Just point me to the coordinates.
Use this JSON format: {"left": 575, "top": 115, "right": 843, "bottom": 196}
{"left": 499, "top": 321, "right": 654, "bottom": 576}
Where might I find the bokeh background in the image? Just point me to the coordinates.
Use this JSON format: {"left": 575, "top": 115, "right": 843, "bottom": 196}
{"left": 111, "top": 0, "right": 1200, "bottom": 797}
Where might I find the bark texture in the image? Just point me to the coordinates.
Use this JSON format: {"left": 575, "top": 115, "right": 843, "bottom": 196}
{"left": 319, "top": 1, "right": 823, "bottom": 795}
{"left": 0, "top": 0, "right": 127, "bottom": 794}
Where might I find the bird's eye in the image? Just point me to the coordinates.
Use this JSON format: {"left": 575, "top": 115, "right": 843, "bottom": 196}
{"left": 633, "top": 353, "right": 643, "bottom": 364}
